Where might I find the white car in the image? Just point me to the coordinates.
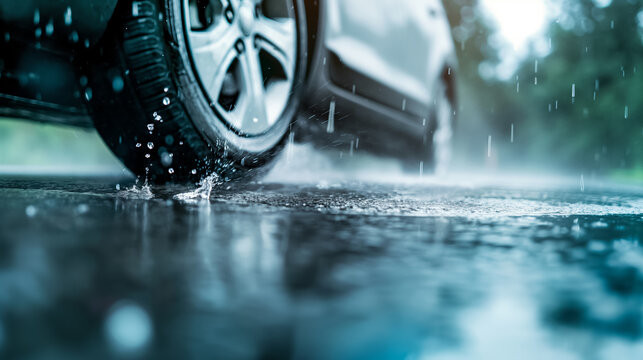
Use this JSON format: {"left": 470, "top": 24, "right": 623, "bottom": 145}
{"left": 0, "top": 0, "right": 456, "bottom": 181}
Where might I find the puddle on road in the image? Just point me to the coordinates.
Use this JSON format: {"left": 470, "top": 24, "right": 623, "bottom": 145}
{"left": 0, "top": 168, "right": 642, "bottom": 359}
{"left": 145, "top": 144, "right": 643, "bottom": 220}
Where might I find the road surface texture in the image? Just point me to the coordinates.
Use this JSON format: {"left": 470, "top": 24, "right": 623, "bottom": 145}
{"left": 0, "top": 162, "right": 642, "bottom": 359}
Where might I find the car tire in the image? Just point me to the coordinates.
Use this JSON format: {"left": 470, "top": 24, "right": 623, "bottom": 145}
{"left": 83, "top": 0, "right": 307, "bottom": 183}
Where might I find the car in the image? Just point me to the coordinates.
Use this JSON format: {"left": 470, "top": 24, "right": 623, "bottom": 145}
{"left": 0, "top": 0, "right": 456, "bottom": 182}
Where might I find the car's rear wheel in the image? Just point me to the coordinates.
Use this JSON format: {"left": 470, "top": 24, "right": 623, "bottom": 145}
{"left": 84, "top": 0, "right": 306, "bottom": 182}
{"left": 402, "top": 71, "right": 455, "bottom": 176}
{"left": 432, "top": 71, "right": 455, "bottom": 176}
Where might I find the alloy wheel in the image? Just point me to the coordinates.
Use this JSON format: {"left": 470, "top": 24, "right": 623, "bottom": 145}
{"left": 184, "top": 0, "right": 298, "bottom": 136}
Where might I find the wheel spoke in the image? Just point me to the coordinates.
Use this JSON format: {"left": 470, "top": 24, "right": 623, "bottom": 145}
{"left": 237, "top": 39, "right": 269, "bottom": 130}
{"left": 183, "top": 0, "right": 297, "bottom": 135}
{"left": 253, "top": 16, "right": 296, "bottom": 78}
{"left": 187, "top": 24, "right": 242, "bottom": 100}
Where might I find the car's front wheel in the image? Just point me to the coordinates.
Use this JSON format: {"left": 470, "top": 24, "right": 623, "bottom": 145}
{"left": 85, "top": 0, "right": 306, "bottom": 182}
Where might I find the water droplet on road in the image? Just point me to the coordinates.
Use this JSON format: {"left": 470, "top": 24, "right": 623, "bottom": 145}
{"left": 161, "top": 152, "right": 172, "bottom": 167}
{"left": 25, "top": 205, "right": 37, "bottom": 217}
{"left": 76, "top": 204, "right": 89, "bottom": 214}
{"left": 64, "top": 7, "right": 72, "bottom": 26}
{"left": 84, "top": 88, "right": 92, "bottom": 101}
{"left": 112, "top": 76, "right": 124, "bottom": 93}
{"left": 45, "top": 20, "right": 54, "bottom": 36}
{"left": 104, "top": 301, "right": 153, "bottom": 353}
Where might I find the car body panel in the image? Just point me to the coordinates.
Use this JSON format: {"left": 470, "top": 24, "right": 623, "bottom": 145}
{"left": 0, "top": 0, "right": 118, "bottom": 44}
{"left": 298, "top": 0, "right": 455, "bottom": 158}
{"left": 324, "top": 0, "right": 454, "bottom": 113}
{"left": 0, "top": 0, "right": 118, "bottom": 127}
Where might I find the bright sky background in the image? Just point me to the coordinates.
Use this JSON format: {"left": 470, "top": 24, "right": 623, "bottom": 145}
{"left": 481, "top": 0, "right": 549, "bottom": 52}
{"left": 480, "top": 0, "right": 551, "bottom": 78}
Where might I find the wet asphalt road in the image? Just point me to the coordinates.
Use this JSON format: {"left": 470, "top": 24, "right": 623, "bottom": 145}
{"left": 0, "top": 172, "right": 642, "bottom": 359}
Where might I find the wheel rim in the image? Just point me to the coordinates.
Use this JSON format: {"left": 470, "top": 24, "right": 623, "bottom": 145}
{"left": 183, "top": 0, "right": 297, "bottom": 136}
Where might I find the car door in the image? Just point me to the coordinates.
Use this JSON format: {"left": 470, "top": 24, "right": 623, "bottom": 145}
{"left": 323, "top": 0, "right": 451, "bottom": 113}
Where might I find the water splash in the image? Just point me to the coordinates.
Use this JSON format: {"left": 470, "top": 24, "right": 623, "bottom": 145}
{"left": 117, "top": 182, "right": 154, "bottom": 200}
{"left": 174, "top": 174, "right": 220, "bottom": 202}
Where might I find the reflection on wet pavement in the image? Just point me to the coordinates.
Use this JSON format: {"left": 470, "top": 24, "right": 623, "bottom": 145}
{"left": 0, "top": 175, "right": 642, "bottom": 359}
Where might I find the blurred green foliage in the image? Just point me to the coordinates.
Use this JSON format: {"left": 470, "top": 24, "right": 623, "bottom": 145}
{"left": 444, "top": 0, "right": 642, "bottom": 179}
{"left": 0, "top": 118, "right": 120, "bottom": 170}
